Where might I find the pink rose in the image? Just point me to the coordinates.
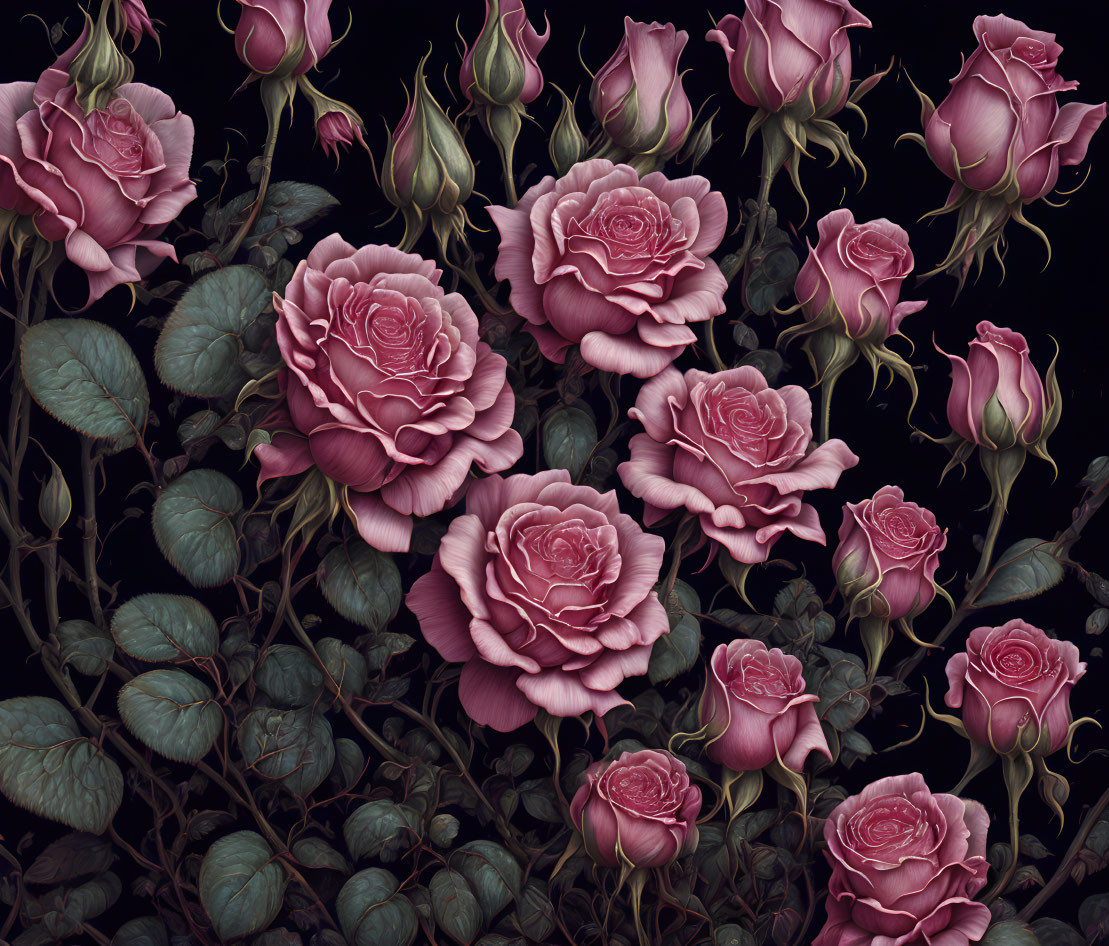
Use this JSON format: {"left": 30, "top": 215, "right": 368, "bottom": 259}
{"left": 923, "top": 15, "right": 1104, "bottom": 201}
{"left": 488, "top": 159, "right": 728, "bottom": 378}
{"left": 795, "top": 209, "right": 926, "bottom": 342}
{"left": 945, "top": 620, "right": 1085, "bottom": 756}
{"left": 700, "top": 639, "right": 831, "bottom": 772}
{"left": 590, "top": 18, "right": 693, "bottom": 160}
{"left": 816, "top": 773, "right": 991, "bottom": 946}
{"left": 316, "top": 110, "right": 366, "bottom": 160}
{"left": 257, "top": 235, "right": 522, "bottom": 553}
{"left": 617, "top": 365, "right": 859, "bottom": 563}
{"left": 706, "top": 0, "right": 870, "bottom": 116}
{"left": 234, "top": 0, "right": 333, "bottom": 77}
{"left": 406, "top": 471, "right": 669, "bottom": 732}
{"left": 119, "top": 0, "right": 158, "bottom": 50}
{"left": 570, "top": 749, "right": 700, "bottom": 868}
{"left": 459, "top": 0, "right": 549, "bottom": 107}
{"left": 831, "top": 486, "right": 946, "bottom": 621}
{"left": 0, "top": 46, "right": 195, "bottom": 305}
{"left": 943, "top": 321, "right": 1054, "bottom": 450}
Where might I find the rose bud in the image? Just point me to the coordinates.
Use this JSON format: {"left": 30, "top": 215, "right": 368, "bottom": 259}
{"left": 700, "top": 639, "right": 831, "bottom": 773}
{"left": 945, "top": 620, "right": 1085, "bottom": 757}
{"left": 570, "top": 750, "right": 700, "bottom": 868}
{"left": 298, "top": 76, "right": 370, "bottom": 164}
{"left": 590, "top": 18, "right": 692, "bottom": 170}
{"left": 549, "top": 86, "right": 587, "bottom": 177}
{"left": 233, "top": 0, "right": 333, "bottom": 78}
{"left": 815, "top": 773, "right": 990, "bottom": 946}
{"left": 383, "top": 52, "right": 475, "bottom": 252}
{"left": 459, "top": 0, "right": 549, "bottom": 108}
{"left": 112, "top": 0, "right": 158, "bottom": 51}
{"left": 69, "top": 4, "right": 135, "bottom": 114}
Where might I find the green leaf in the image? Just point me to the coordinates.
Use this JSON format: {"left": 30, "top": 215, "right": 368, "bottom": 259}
{"left": 745, "top": 223, "right": 799, "bottom": 316}
{"left": 513, "top": 879, "right": 555, "bottom": 942}
{"left": 254, "top": 644, "right": 324, "bottom": 708}
{"left": 25, "top": 832, "right": 115, "bottom": 886}
{"left": 976, "top": 538, "right": 1065, "bottom": 607}
{"left": 292, "top": 837, "right": 351, "bottom": 874}
{"left": 430, "top": 813, "right": 461, "bottom": 848}
{"left": 980, "top": 920, "right": 1040, "bottom": 946}
{"left": 118, "top": 670, "right": 222, "bottom": 764}
{"left": 451, "top": 841, "right": 522, "bottom": 923}
{"left": 1080, "top": 892, "right": 1109, "bottom": 943}
{"left": 110, "top": 594, "right": 219, "bottom": 661}
{"left": 257, "top": 181, "right": 339, "bottom": 232}
{"left": 21, "top": 319, "right": 148, "bottom": 451}
{"left": 1032, "top": 918, "right": 1085, "bottom": 946}
{"left": 26, "top": 871, "right": 121, "bottom": 938}
{"left": 333, "top": 737, "right": 365, "bottom": 789}
{"left": 111, "top": 917, "right": 169, "bottom": 946}
{"left": 542, "top": 407, "right": 597, "bottom": 479}
{"left": 815, "top": 649, "right": 869, "bottom": 732}
{"left": 648, "top": 583, "right": 701, "bottom": 685}
{"left": 239, "top": 706, "right": 335, "bottom": 796}
{"left": 320, "top": 540, "right": 402, "bottom": 631}
{"left": 715, "top": 924, "right": 758, "bottom": 946}
{"left": 0, "top": 697, "right": 122, "bottom": 833}
{"left": 365, "top": 632, "right": 416, "bottom": 672}
{"left": 430, "top": 869, "right": 482, "bottom": 945}
{"left": 154, "top": 266, "right": 271, "bottom": 398}
{"left": 336, "top": 868, "right": 419, "bottom": 946}
{"left": 517, "top": 778, "right": 563, "bottom": 823}
{"left": 56, "top": 619, "right": 114, "bottom": 676}
{"left": 343, "top": 800, "right": 422, "bottom": 863}
{"left": 152, "top": 470, "right": 242, "bottom": 587}
{"left": 317, "top": 638, "right": 368, "bottom": 702}
{"left": 198, "top": 831, "right": 285, "bottom": 942}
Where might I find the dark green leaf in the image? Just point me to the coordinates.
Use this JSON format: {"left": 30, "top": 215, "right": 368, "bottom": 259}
{"left": 292, "top": 837, "right": 351, "bottom": 874}
{"left": 20, "top": 319, "right": 148, "bottom": 451}
{"left": 239, "top": 706, "right": 334, "bottom": 796}
{"left": 152, "top": 470, "right": 242, "bottom": 587}
{"left": 320, "top": 540, "right": 402, "bottom": 631}
{"left": 25, "top": 832, "right": 114, "bottom": 886}
{"left": 111, "top": 917, "right": 169, "bottom": 946}
{"left": 198, "top": 831, "right": 285, "bottom": 941}
{"left": 336, "top": 868, "right": 418, "bottom": 946}
{"left": 430, "top": 813, "right": 461, "bottom": 848}
{"left": 542, "top": 407, "right": 597, "bottom": 479}
{"left": 118, "top": 669, "right": 222, "bottom": 763}
{"left": 110, "top": 593, "right": 219, "bottom": 661}
{"left": 365, "top": 632, "right": 416, "bottom": 672}
{"left": 1080, "top": 892, "right": 1109, "bottom": 943}
{"left": 716, "top": 924, "right": 758, "bottom": 946}
{"left": 257, "top": 181, "right": 339, "bottom": 232}
{"left": 430, "top": 869, "right": 482, "bottom": 944}
{"left": 451, "top": 841, "right": 522, "bottom": 923}
{"left": 343, "top": 800, "right": 422, "bottom": 863}
{"left": 0, "top": 697, "right": 122, "bottom": 833}
{"left": 512, "top": 879, "right": 554, "bottom": 942}
{"left": 317, "top": 638, "right": 368, "bottom": 702}
{"left": 333, "top": 737, "right": 365, "bottom": 789}
{"left": 979, "top": 920, "right": 1040, "bottom": 946}
{"left": 154, "top": 266, "right": 270, "bottom": 398}
{"left": 816, "top": 650, "right": 869, "bottom": 732}
{"left": 648, "top": 581, "right": 701, "bottom": 684}
{"left": 255, "top": 644, "right": 324, "bottom": 708}
{"left": 976, "top": 539, "right": 1065, "bottom": 607}
{"left": 56, "top": 619, "right": 114, "bottom": 676}
{"left": 1031, "top": 918, "right": 1085, "bottom": 946}
{"left": 517, "top": 779, "right": 562, "bottom": 823}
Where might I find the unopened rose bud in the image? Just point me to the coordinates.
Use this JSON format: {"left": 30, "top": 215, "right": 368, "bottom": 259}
{"left": 233, "top": 0, "right": 333, "bottom": 78}
{"left": 38, "top": 457, "right": 72, "bottom": 535}
{"left": 676, "top": 107, "right": 718, "bottom": 171}
{"left": 460, "top": 0, "right": 549, "bottom": 108}
{"left": 548, "top": 86, "right": 586, "bottom": 176}
{"left": 298, "top": 76, "right": 370, "bottom": 163}
{"left": 70, "top": 4, "right": 135, "bottom": 114}
{"left": 113, "top": 0, "right": 158, "bottom": 51}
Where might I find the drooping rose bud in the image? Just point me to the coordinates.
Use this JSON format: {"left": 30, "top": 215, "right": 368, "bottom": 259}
{"left": 548, "top": 86, "right": 586, "bottom": 176}
{"left": 459, "top": 0, "right": 549, "bottom": 108}
{"left": 234, "top": 0, "right": 333, "bottom": 78}
{"left": 945, "top": 620, "right": 1085, "bottom": 756}
{"left": 590, "top": 18, "right": 692, "bottom": 167}
{"left": 115, "top": 0, "right": 158, "bottom": 51}
{"left": 700, "top": 639, "right": 831, "bottom": 773}
{"left": 570, "top": 750, "right": 700, "bottom": 868}
{"left": 298, "top": 75, "right": 370, "bottom": 164}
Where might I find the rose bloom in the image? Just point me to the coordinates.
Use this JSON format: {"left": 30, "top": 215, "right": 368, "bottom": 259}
{"left": 590, "top": 18, "right": 692, "bottom": 159}
{"left": 832, "top": 486, "right": 946, "bottom": 622}
{"left": 945, "top": 619, "right": 1085, "bottom": 756}
{"left": 570, "top": 749, "right": 700, "bottom": 868}
{"left": 256, "top": 235, "right": 521, "bottom": 553}
{"left": 700, "top": 639, "right": 831, "bottom": 772}
{"left": 406, "top": 471, "right": 668, "bottom": 731}
{"left": 706, "top": 0, "right": 871, "bottom": 116}
{"left": 234, "top": 0, "right": 333, "bottom": 77}
{"left": 617, "top": 365, "right": 858, "bottom": 563}
{"left": 943, "top": 321, "right": 1052, "bottom": 449}
{"left": 795, "top": 209, "right": 926, "bottom": 342}
{"left": 459, "top": 0, "right": 549, "bottom": 106}
{"left": 815, "top": 773, "right": 991, "bottom": 946}
{"left": 0, "top": 44, "right": 195, "bottom": 305}
{"left": 923, "top": 15, "right": 1104, "bottom": 201}
{"left": 488, "top": 159, "right": 728, "bottom": 378}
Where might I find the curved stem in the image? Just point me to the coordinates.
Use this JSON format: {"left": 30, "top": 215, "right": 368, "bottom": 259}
{"left": 969, "top": 496, "right": 1005, "bottom": 589}
{"left": 982, "top": 788, "right": 1021, "bottom": 905}
{"left": 819, "top": 376, "right": 834, "bottom": 444}
{"left": 704, "top": 318, "right": 727, "bottom": 372}
{"left": 218, "top": 105, "right": 281, "bottom": 264}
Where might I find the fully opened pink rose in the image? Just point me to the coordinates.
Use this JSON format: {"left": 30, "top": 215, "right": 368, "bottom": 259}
{"left": 571, "top": 749, "right": 700, "bottom": 868}
{"left": 234, "top": 0, "right": 333, "bottom": 77}
{"left": 257, "top": 235, "right": 522, "bottom": 553}
{"left": 815, "top": 773, "right": 991, "bottom": 946}
{"left": 700, "top": 639, "right": 830, "bottom": 772}
{"left": 406, "top": 471, "right": 668, "bottom": 732}
{"left": 0, "top": 45, "right": 195, "bottom": 305}
{"left": 945, "top": 619, "right": 1085, "bottom": 756}
{"left": 488, "top": 159, "right": 728, "bottom": 378}
{"left": 923, "top": 14, "right": 1104, "bottom": 201}
{"left": 618, "top": 365, "right": 858, "bottom": 563}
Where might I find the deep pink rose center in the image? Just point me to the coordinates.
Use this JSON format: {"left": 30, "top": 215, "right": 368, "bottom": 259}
{"left": 86, "top": 100, "right": 146, "bottom": 174}
{"left": 604, "top": 766, "right": 678, "bottom": 817}
{"left": 335, "top": 284, "right": 436, "bottom": 376}
{"left": 846, "top": 227, "right": 906, "bottom": 277}
{"left": 572, "top": 189, "right": 683, "bottom": 260}
{"left": 871, "top": 508, "right": 927, "bottom": 555}
{"left": 519, "top": 520, "right": 606, "bottom": 583}
{"left": 1009, "top": 37, "right": 1048, "bottom": 66}
{"left": 987, "top": 640, "right": 1048, "bottom": 682}
{"left": 727, "top": 657, "right": 794, "bottom": 699}
{"left": 849, "top": 795, "right": 932, "bottom": 857}
{"left": 700, "top": 384, "right": 782, "bottom": 463}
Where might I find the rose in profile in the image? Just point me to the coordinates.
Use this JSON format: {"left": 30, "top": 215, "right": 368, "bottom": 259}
{"left": 488, "top": 159, "right": 728, "bottom": 377}
{"left": 945, "top": 619, "right": 1085, "bottom": 756}
{"left": 234, "top": 0, "right": 333, "bottom": 77}
{"left": 832, "top": 485, "right": 947, "bottom": 622}
{"left": 459, "top": 0, "right": 549, "bottom": 107}
{"left": 0, "top": 45, "right": 195, "bottom": 304}
{"left": 406, "top": 471, "right": 668, "bottom": 731}
{"left": 700, "top": 639, "right": 830, "bottom": 772}
{"left": 571, "top": 749, "right": 700, "bottom": 868}
{"left": 256, "top": 235, "right": 521, "bottom": 553}
{"left": 706, "top": 0, "right": 871, "bottom": 117}
{"left": 815, "top": 773, "right": 991, "bottom": 946}
{"left": 590, "top": 18, "right": 692, "bottom": 162}
{"left": 618, "top": 365, "right": 858, "bottom": 562}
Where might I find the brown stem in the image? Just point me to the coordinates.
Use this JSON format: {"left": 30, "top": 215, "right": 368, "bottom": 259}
{"left": 80, "top": 438, "right": 106, "bottom": 628}
{"left": 218, "top": 103, "right": 280, "bottom": 264}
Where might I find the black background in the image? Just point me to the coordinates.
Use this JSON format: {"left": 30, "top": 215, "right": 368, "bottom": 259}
{"left": 3, "top": 0, "right": 1109, "bottom": 938}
